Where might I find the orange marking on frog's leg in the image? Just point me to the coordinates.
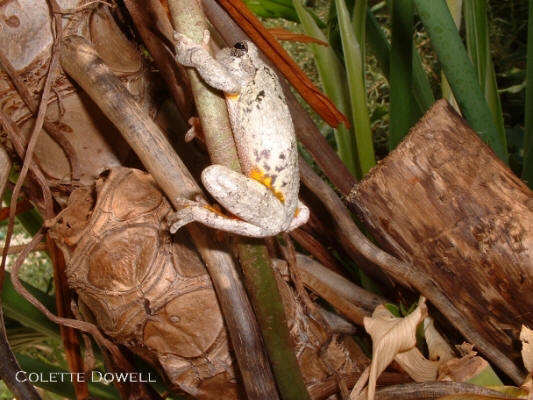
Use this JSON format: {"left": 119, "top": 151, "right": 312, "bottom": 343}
{"left": 249, "top": 167, "right": 285, "bottom": 203}
{"left": 225, "top": 92, "right": 240, "bottom": 101}
{"left": 203, "top": 204, "right": 241, "bottom": 220}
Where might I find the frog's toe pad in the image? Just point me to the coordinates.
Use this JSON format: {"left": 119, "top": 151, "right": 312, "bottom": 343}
{"left": 168, "top": 209, "right": 195, "bottom": 234}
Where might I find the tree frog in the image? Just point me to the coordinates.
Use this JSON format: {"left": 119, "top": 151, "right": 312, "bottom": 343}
{"left": 169, "top": 31, "right": 309, "bottom": 237}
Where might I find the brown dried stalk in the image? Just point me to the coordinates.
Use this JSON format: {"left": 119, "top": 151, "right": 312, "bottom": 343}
{"left": 372, "top": 382, "right": 513, "bottom": 400}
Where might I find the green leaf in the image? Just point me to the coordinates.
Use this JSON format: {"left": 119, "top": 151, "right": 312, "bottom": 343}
{"left": 389, "top": 0, "right": 415, "bottom": 149}
{"left": 292, "top": 0, "right": 360, "bottom": 177}
{"left": 464, "top": 0, "right": 507, "bottom": 150}
{"left": 366, "top": 9, "right": 434, "bottom": 119}
{"left": 414, "top": 0, "right": 508, "bottom": 162}
{"left": 335, "top": 0, "right": 376, "bottom": 176}
{"left": 245, "top": 0, "right": 299, "bottom": 22}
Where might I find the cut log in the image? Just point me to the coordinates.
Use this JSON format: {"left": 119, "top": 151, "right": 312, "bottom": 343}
{"left": 347, "top": 100, "right": 533, "bottom": 379}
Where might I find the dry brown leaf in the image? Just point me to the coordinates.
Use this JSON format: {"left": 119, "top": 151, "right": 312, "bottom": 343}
{"left": 350, "top": 297, "right": 427, "bottom": 400}
{"left": 395, "top": 347, "right": 440, "bottom": 382}
{"left": 520, "top": 326, "right": 533, "bottom": 399}
{"left": 268, "top": 27, "right": 328, "bottom": 46}
{"left": 438, "top": 354, "right": 491, "bottom": 383}
{"left": 521, "top": 325, "right": 533, "bottom": 372}
{"left": 381, "top": 318, "right": 453, "bottom": 383}
{"left": 425, "top": 317, "right": 455, "bottom": 363}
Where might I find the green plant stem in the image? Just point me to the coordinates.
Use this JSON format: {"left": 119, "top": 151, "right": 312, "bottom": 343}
{"left": 236, "top": 240, "right": 310, "bottom": 400}
{"left": 169, "top": 2, "right": 239, "bottom": 170}
{"left": 414, "top": 0, "right": 507, "bottom": 162}
{"left": 523, "top": 0, "right": 533, "bottom": 186}
{"left": 389, "top": 0, "right": 414, "bottom": 149}
{"left": 335, "top": 0, "right": 376, "bottom": 176}
{"left": 169, "top": 2, "right": 309, "bottom": 399}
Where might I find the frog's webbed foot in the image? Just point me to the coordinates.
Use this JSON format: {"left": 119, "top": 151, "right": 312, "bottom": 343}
{"left": 288, "top": 201, "right": 310, "bottom": 230}
{"left": 173, "top": 31, "right": 204, "bottom": 67}
{"left": 173, "top": 30, "right": 242, "bottom": 93}
{"left": 184, "top": 117, "right": 205, "bottom": 143}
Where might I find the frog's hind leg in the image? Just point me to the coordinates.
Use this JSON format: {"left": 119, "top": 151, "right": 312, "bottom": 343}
{"left": 201, "top": 164, "right": 287, "bottom": 232}
{"left": 168, "top": 203, "right": 280, "bottom": 237}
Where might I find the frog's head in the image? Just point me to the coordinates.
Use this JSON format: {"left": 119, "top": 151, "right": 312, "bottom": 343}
{"left": 216, "top": 40, "right": 262, "bottom": 84}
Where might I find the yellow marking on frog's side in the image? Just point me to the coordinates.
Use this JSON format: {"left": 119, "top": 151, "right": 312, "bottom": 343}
{"left": 225, "top": 92, "right": 240, "bottom": 101}
{"left": 249, "top": 167, "right": 285, "bottom": 203}
{"left": 294, "top": 208, "right": 300, "bottom": 218}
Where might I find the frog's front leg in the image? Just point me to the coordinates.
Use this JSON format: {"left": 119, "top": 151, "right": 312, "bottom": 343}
{"left": 169, "top": 165, "right": 298, "bottom": 237}
{"left": 174, "top": 31, "right": 242, "bottom": 93}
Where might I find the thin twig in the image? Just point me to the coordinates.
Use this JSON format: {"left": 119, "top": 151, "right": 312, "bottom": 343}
{"left": 0, "top": 38, "right": 82, "bottom": 181}
{"left": 53, "top": 0, "right": 114, "bottom": 14}
{"left": 0, "top": 110, "right": 54, "bottom": 216}
{"left": 0, "top": 242, "right": 48, "bottom": 255}
{"left": 281, "top": 233, "right": 329, "bottom": 332}
{"left": 1, "top": 0, "right": 62, "bottom": 285}
{"left": 0, "top": 199, "right": 34, "bottom": 221}
{"left": 0, "top": 104, "right": 54, "bottom": 289}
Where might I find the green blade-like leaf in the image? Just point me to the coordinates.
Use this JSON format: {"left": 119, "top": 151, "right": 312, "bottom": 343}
{"left": 389, "top": 0, "right": 415, "bottom": 149}
{"left": 441, "top": 0, "right": 462, "bottom": 108}
{"left": 414, "top": 0, "right": 508, "bottom": 162}
{"left": 366, "top": 9, "right": 434, "bottom": 118}
{"left": 293, "top": 0, "right": 360, "bottom": 177}
{"left": 464, "top": 0, "right": 507, "bottom": 148}
{"left": 335, "top": 0, "right": 376, "bottom": 176}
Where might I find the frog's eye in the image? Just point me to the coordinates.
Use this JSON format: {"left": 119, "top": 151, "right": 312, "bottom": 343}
{"left": 232, "top": 41, "right": 248, "bottom": 57}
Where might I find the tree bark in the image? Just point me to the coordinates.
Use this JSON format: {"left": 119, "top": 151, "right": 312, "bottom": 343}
{"left": 347, "top": 99, "right": 533, "bottom": 377}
